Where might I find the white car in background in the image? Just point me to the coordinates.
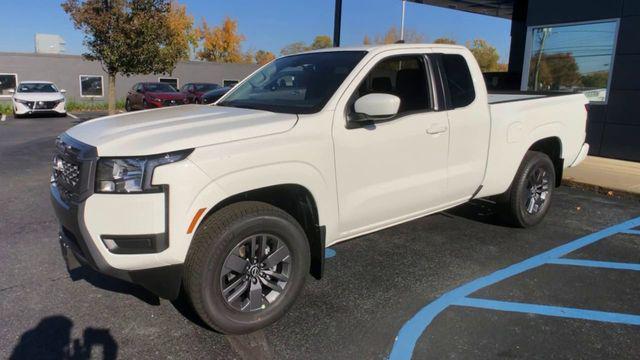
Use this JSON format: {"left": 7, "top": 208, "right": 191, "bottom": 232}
{"left": 11, "top": 81, "right": 67, "bottom": 118}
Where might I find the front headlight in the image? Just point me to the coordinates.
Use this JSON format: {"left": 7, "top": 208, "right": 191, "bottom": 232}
{"left": 15, "top": 99, "right": 31, "bottom": 105}
{"left": 95, "top": 150, "right": 192, "bottom": 193}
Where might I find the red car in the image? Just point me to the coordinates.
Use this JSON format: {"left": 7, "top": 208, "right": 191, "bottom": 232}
{"left": 180, "top": 82, "right": 221, "bottom": 104}
{"left": 125, "top": 82, "right": 187, "bottom": 111}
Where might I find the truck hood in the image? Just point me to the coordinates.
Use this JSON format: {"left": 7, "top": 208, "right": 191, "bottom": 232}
{"left": 65, "top": 105, "right": 298, "bottom": 156}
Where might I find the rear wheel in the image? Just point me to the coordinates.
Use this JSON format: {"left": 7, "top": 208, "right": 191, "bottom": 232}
{"left": 500, "top": 151, "right": 555, "bottom": 228}
{"left": 184, "top": 201, "right": 310, "bottom": 334}
{"left": 125, "top": 99, "right": 132, "bottom": 112}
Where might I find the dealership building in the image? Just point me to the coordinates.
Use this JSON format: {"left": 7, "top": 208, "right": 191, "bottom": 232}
{"left": 0, "top": 52, "right": 257, "bottom": 107}
{"left": 398, "top": 0, "right": 640, "bottom": 161}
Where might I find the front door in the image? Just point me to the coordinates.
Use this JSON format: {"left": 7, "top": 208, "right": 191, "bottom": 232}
{"left": 332, "top": 53, "right": 450, "bottom": 237}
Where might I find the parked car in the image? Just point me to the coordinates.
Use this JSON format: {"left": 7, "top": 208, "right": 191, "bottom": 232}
{"left": 200, "top": 86, "right": 232, "bottom": 104}
{"left": 51, "top": 44, "right": 589, "bottom": 334}
{"left": 11, "top": 81, "right": 66, "bottom": 117}
{"left": 180, "top": 83, "right": 221, "bottom": 104}
{"left": 125, "top": 82, "right": 186, "bottom": 111}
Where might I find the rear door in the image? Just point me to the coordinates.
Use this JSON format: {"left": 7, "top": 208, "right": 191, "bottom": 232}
{"left": 332, "top": 52, "right": 450, "bottom": 236}
{"left": 432, "top": 52, "right": 491, "bottom": 202}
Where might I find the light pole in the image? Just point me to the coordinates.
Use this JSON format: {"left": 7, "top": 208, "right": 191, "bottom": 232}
{"left": 400, "top": 0, "right": 407, "bottom": 42}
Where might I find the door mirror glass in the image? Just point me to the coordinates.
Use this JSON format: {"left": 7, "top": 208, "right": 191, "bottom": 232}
{"left": 8, "top": 89, "right": 14, "bottom": 94}
{"left": 353, "top": 93, "right": 400, "bottom": 120}
{"left": 60, "top": 89, "right": 66, "bottom": 94}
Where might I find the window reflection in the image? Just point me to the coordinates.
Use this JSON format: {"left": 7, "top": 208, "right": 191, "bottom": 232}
{"left": 527, "top": 21, "right": 617, "bottom": 103}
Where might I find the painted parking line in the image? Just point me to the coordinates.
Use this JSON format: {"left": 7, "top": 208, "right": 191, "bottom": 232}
{"left": 389, "top": 215, "right": 640, "bottom": 360}
{"left": 325, "top": 248, "right": 336, "bottom": 259}
{"left": 621, "top": 229, "right": 640, "bottom": 235}
{"left": 547, "top": 258, "right": 640, "bottom": 271}
{"left": 453, "top": 297, "right": 640, "bottom": 326}
{"left": 67, "top": 113, "right": 79, "bottom": 120}
{"left": 1, "top": 114, "right": 6, "bottom": 122}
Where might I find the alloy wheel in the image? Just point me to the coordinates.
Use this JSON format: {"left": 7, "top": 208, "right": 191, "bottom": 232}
{"left": 523, "top": 166, "right": 550, "bottom": 214}
{"left": 220, "top": 234, "right": 291, "bottom": 312}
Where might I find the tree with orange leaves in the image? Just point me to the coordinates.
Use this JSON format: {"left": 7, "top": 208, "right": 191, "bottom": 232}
{"left": 196, "top": 17, "right": 247, "bottom": 63}
{"left": 166, "top": 1, "right": 197, "bottom": 61}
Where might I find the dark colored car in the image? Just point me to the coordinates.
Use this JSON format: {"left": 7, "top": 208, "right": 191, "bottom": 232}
{"left": 125, "top": 82, "right": 187, "bottom": 111}
{"left": 201, "top": 87, "right": 232, "bottom": 105}
{"left": 180, "top": 83, "right": 221, "bottom": 104}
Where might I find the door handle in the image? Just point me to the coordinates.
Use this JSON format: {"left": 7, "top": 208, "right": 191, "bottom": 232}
{"left": 426, "top": 125, "right": 448, "bottom": 135}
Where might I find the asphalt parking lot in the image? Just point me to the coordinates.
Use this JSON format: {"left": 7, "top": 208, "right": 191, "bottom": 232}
{"left": 1, "top": 112, "right": 639, "bottom": 359}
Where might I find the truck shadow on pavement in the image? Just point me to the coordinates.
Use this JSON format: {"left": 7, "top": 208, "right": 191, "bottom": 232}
{"left": 444, "top": 199, "right": 508, "bottom": 227}
{"left": 9, "top": 316, "right": 118, "bottom": 360}
{"left": 69, "top": 267, "right": 160, "bottom": 306}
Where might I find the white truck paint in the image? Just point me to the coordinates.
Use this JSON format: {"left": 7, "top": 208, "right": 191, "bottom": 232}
{"left": 51, "top": 44, "right": 589, "bottom": 332}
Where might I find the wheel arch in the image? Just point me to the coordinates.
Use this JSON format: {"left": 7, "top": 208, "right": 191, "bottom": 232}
{"left": 528, "top": 136, "right": 563, "bottom": 187}
{"left": 197, "top": 184, "right": 326, "bottom": 280}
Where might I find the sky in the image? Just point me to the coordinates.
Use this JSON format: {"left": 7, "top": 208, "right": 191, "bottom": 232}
{"left": 0, "top": 0, "right": 512, "bottom": 61}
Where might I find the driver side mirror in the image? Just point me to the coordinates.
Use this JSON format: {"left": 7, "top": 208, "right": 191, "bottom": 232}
{"left": 136, "top": 88, "right": 143, "bottom": 93}
{"left": 60, "top": 89, "right": 66, "bottom": 94}
{"left": 8, "top": 89, "right": 14, "bottom": 94}
{"left": 352, "top": 93, "right": 400, "bottom": 122}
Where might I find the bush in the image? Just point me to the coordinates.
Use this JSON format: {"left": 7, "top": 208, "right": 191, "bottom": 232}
{"left": 0, "top": 99, "right": 124, "bottom": 115}
{"left": 0, "top": 103, "right": 11, "bottom": 115}
{"left": 65, "top": 98, "right": 125, "bottom": 112}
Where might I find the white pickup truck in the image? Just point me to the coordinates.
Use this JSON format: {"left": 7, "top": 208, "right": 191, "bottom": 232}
{"left": 51, "top": 44, "right": 589, "bottom": 334}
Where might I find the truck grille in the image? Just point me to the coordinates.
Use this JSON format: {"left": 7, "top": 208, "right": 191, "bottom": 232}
{"left": 52, "top": 139, "right": 82, "bottom": 203}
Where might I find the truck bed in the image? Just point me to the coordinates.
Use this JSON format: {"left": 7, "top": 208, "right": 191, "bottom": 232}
{"left": 488, "top": 91, "right": 575, "bottom": 104}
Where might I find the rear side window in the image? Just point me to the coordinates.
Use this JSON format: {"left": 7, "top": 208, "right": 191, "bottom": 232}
{"left": 441, "top": 54, "right": 475, "bottom": 108}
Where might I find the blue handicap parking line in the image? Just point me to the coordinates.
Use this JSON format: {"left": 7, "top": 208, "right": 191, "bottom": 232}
{"left": 389, "top": 215, "right": 640, "bottom": 360}
{"left": 621, "top": 229, "right": 640, "bottom": 235}
{"left": 325, "top": 248, "right": 336, "bottom": 259}
{"left": 453, "top": 297, "right": 640, "bottom": 326}
{"left": 548, "top": 258, "right": 640, "bottom": 271}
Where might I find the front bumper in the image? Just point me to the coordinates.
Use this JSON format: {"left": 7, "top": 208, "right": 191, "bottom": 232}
{"left": 49, "top": 135, "right": 186, "bottom": 299}
{"left": 14, "top": 100, "right": 66, "bottom": 115}
{"left": 52, "top": 184, "right": 183, "bottom": 299}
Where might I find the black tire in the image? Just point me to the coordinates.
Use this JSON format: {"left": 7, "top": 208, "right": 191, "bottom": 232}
{"left": 500, "top": 151, "right": 555, "bottom": 228}
{"left": 142, "top": 99, "right": 149, "bottom": 109}
{"left": 184, "top": 201, "right": 310, "bottom": 334}
{"left": 13, "top": 112, "right": 21, "bottom": 119}
{"left": 125, "top": 99, "right": 132, "bottom": 112}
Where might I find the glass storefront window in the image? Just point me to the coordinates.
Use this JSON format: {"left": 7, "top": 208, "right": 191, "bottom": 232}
{"left": 526, "top": 20, "right": 618, "bottom": 103}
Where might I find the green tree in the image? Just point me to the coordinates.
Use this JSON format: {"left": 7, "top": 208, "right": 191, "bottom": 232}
{"left": 255, "top": 50, "right": 276, "bottom": 65}
{"left": 280, "top": 41, "right": 309, "bottom": 55}
{"left": 310, "top": 35, "right": 332, "bottom": 50}
{"left": 63, "top": 0, "right": 184, "bottom": 115}
{"left": 467, "top": 39, "right": 500, "bottom": 72}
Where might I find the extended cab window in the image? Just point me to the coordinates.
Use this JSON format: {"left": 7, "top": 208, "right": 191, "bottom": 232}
{"left": 441, "top": 54, "right": 475, "bottom": 108}
{"left": 354, "top": 55, "right": 431, "bottom": 115}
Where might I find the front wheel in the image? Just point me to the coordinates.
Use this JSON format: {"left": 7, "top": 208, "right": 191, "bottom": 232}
{"left": 500, "top": 151, "right": 555, "bottom": 228}
{"left": 184, "top": 201, "right": 310, "bottom": 334}
{"left": 125, "top": 99, "right": 132, "bottom": 112}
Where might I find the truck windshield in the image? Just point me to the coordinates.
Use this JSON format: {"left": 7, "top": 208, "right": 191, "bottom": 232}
{"left": 218, "top": 51, "right": 367, "bottom": 114}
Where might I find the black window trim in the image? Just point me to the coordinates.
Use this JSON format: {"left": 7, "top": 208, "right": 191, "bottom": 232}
{"left": 432, "top": 53, "right": 477, "bottom": 110}
{"left": 345, "top": 53, "right": 440, "bottom": 129}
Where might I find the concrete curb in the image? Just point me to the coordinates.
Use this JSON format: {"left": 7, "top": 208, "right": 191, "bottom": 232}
{"left": 562, "top": 178, "right": 640, "bottom": 200}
